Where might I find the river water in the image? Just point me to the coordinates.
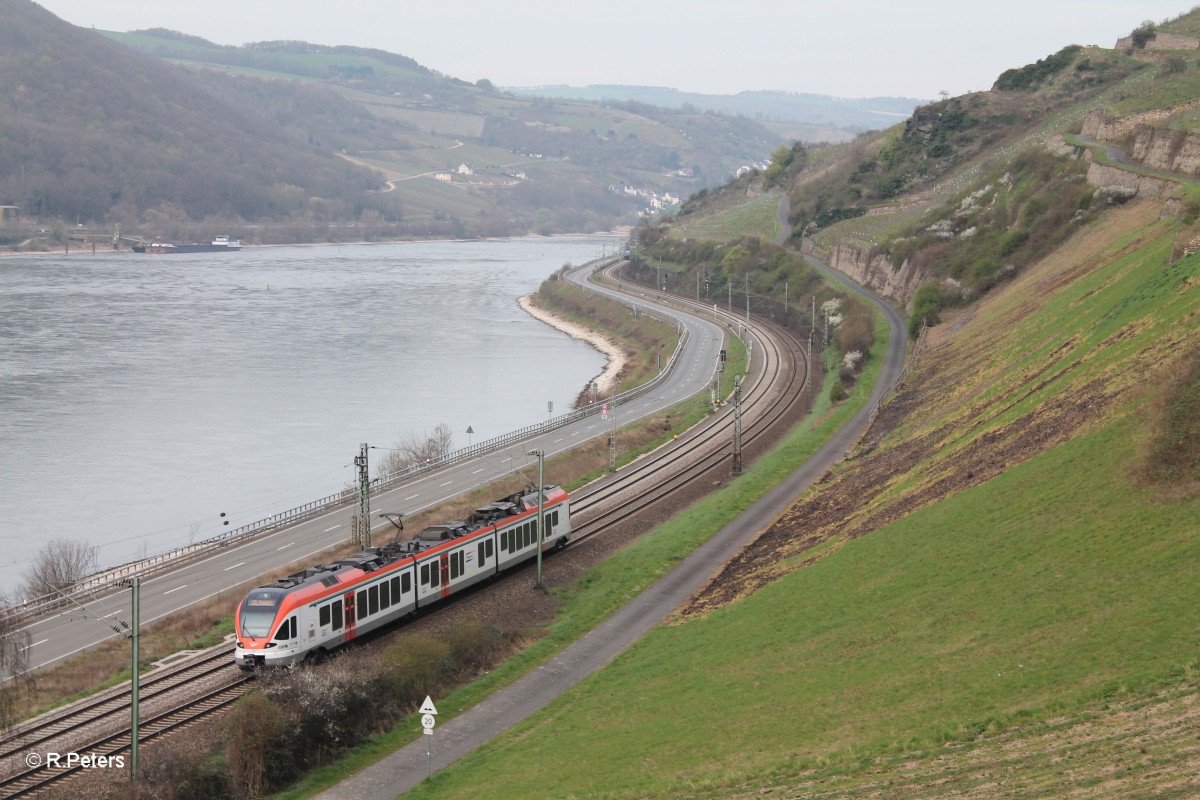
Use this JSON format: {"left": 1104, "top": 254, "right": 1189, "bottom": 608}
{"left": 0, "top": 235, "right": 620, "bottom": 594}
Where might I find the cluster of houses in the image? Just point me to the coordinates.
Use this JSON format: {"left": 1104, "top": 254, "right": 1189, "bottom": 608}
{"left": 735, "top": 161, "right": 771, "bottom": 179}
{"left": 433, "top": 163, "right": 528, "bottom": 183}
{"left": 609, "top": 184, "right": 682, "bottom": 215}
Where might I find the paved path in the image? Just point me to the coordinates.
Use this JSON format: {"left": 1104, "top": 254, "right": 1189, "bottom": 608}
{"left": 1075, "top": 134, "right": 1200, "bottom": 188}
{"left": 317, "top": 259, "right": 908, "bottom": 799}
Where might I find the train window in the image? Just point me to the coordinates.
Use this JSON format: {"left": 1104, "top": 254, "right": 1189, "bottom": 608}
{"left": 390, "top": 575, "right": 400, "bottom": 599}
{"left": 450, "top": 551, "right": 464, "bottom": 579}
{"left": 431, "top": 561, "right": 441, "bottom": 587}
{"left": 477, "top": 541, "right": 486, "bottom": 565}
{"left": 291, "top": 617, "right": 298, "bottom": 639}
{"left": 332, "top": 600, "right": 343, "bottom": 631}
{"left": 380, "top": 580, "right": 390, "bottom": 609}
{"left": 420, "top": 563, "right": 429, "bottom": 586}
{"left": 368, "top": 585, "right": 379, "bottom": 615}
{"left": 486, "top": 539, "right": 494, "bottom": 559}
{"left": 500, "top": 530, "right": 509, "bottom": 553}
{"left": 357, "top": 590, "right": 367, "bottom": 621}
{"left": 274, "top": 616, "right": 292, "bottom": 642}
{"left": 320, "top": 605, "right": 331, "bottom": 627}
{"left": 401, "top": 573, "right": 412, "bottom": 595}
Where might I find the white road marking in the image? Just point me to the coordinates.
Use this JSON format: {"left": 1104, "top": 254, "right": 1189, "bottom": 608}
{"left": 29, "top": 639, "right": 48, "bottom": 648}
{"left": 472, "top": 468, "right": 484, "bottom": 474}
{"left": 276, "top": 543, "right": 295, "bottom": 551}
{"left": 164, "top": 585, "right": 188, "bottom": 595}
{"left": 404, "top": 494, "right": 419, "bottom": 501}
{"left": 324, "top": 525, "right": 340, "bottom": 532}
{"left": 439, "top": 481, "right": 453, "bottom": 487}
{"left": 224, "top": 562, "right": 246, "bottom": 571}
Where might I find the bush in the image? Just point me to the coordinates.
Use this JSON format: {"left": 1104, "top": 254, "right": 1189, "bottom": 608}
{"left": 830, "top": 383, "right": 849, "bottom": 403}
{"left": 379, "top": 634, "right": 453, "bottom": 709}
{"left": 443, "top": 621, "right": 505, "bottom": 677}
{"left": 1183, "top": 195, "right": 1200, "bottom": 225}
{"left": 258, "top": 654, "right": 381, "bottom": 759}
{"left": 909, "top": 283, "right": 944, "bottom": 338}
{"left": 838, "top": 307, "right": 875, "bottom": 358}
{"left": 225, "top": 692, "right": 289, "bottom": 799}
{"left": 998, "top": 229, "right": 1029, "bottom": 258}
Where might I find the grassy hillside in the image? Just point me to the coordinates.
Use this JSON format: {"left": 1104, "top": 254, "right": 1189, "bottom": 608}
{"left": 407, "top": 193, "right": 1200, "bottom": 800}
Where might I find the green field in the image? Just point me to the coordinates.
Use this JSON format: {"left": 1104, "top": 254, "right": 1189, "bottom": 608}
{"left": 670, "top": 194, "right": 783, "bottom": 242}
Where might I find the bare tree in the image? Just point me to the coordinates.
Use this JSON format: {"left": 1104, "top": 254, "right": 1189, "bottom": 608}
{"left": 377, "top": 423, "right": 455, "bottom": 476}
{"left": 22, "top": 538, "right": 98, "bottom": 600}
{"left": 0, "top": 592, "right": 32, "bottom": 731}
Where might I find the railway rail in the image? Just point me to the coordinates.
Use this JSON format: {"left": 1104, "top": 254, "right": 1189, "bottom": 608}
{"left": 568, "top": 264, "right": 810, "bottom": 541}
{"left": 0, "top": 646, "right": 247, "bottom": 797}
{"left": 0, "top": 263, "right": 813, "bottom": 797}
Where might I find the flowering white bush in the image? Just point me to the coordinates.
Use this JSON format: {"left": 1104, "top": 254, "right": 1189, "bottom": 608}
{"left": 842, "top": 350, "right": 863, "bottom": 371}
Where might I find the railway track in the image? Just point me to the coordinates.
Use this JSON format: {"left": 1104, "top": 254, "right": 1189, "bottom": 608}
{"left": 567, "top": 264, "right": 811, "bottom": 542}
{"left": 0, "top": 646, "right": 248, "bottom": 798}
{"left": 0, "top": 264, "right": 813, "bottom": 797}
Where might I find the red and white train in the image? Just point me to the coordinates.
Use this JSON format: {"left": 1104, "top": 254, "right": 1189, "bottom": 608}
{"left": 234, "top": 485, "right": 570, "bottom": 668}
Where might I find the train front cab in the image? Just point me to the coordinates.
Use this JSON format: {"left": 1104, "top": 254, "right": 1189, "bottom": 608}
{"left": 234, "top": 587, "right": 305, "bottom": 668}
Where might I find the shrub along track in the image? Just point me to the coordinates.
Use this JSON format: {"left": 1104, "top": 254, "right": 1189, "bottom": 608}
{"left": 3, "top": 264, "right": 812, "bottom": 798}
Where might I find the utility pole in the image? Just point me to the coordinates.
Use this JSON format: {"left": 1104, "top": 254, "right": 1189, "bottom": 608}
{"left": 608, "top": 414, "right": 617, "bottom": 471}
{"left": 728, "top": 280, "right": 732, "bottom": 312}
{"left": 732, "top": 376, "right": 743, "bottom": 475}
{"left": 745, "top": 274, "right": 750, "bottom": 324}
{"left": 784, "top": 280, "right": 788, "bottom": 321}
{"left": 128, "top": 577, "right": 140, "bottom": 781}
{"left": 528, "top": 450, "right": 545, "bottom": 588}
{"left": 355, "top": 442, "right": 370, "bottom": 549}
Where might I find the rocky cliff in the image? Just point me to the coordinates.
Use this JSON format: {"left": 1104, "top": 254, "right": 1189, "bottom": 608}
{"left": 806, "top": 240, "right": 928, "bottom": 311}
{"left": 1081, "top": 107, "right": 1200, "bottom": 177}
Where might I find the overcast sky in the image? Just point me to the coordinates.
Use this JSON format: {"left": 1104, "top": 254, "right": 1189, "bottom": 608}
{"left": 35, "top": 0, "right": 1194, "bottom": 99}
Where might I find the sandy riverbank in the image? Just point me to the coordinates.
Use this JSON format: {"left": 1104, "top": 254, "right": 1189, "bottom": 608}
{"left": 519, "top": 294, "right": 627, "bottom": 401}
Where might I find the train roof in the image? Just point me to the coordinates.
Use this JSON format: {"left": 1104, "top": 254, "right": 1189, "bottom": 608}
{"left": 247, "top": 485, "right": 567, "bottom": 600}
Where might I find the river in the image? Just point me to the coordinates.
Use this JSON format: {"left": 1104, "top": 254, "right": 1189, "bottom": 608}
{"left": 0, "top": 234, "right": 621, "bottom": 594}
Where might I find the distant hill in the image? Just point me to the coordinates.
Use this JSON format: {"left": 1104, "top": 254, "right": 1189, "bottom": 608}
{"left": 90, "top": 28, "right": 787, "bottom": 236}
{"left": 508, "top": 85, "right": 924, "bottom": 137}
{"left": 0, "top": 0, "right": 380, "bottom": 228}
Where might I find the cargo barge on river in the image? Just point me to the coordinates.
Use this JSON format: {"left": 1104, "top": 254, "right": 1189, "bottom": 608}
{"left": 133, "top": 235, "right": 242, "bottom": 254}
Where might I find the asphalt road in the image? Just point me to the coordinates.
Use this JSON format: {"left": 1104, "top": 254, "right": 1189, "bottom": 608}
{"left": 316, "top": 250, "right": 909, "bottom": 799}
{"left": 14, "top": 265, "right": 725, "bottom": 675}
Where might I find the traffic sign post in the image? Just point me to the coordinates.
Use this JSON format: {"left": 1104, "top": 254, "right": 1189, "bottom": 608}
{"left": 420, "top": 696, "right": 438, "bottom": 776}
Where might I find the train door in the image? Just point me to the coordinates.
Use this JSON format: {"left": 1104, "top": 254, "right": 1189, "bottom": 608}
{"left": 344, "top": 590, "right": 357, "bottom": 641}
{"left": 440, "top": 552, "right": 451, "bottom": 600}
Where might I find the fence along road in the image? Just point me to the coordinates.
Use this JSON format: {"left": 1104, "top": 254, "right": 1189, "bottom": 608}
{"left": 11, "top": 261, "right": 726, "bottom": 675}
